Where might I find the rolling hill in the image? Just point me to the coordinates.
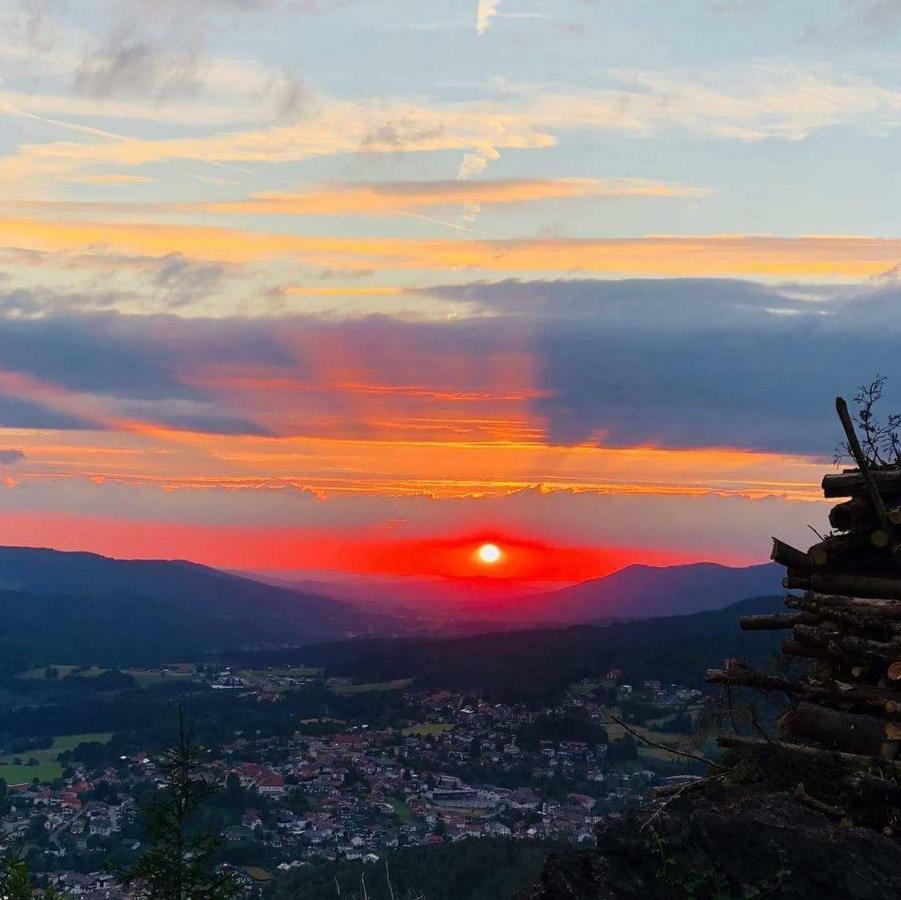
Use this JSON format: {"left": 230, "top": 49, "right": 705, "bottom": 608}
{"left": 0, "top": 546, "right": 367, "bottom": 666}
{"left": 241, "top": 593, "right": 787, "bottom": 703}
{"left": 501, "top": 561, "right": 784, "bottom": 623}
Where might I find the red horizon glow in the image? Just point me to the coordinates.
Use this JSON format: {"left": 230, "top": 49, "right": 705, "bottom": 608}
{"left": 0, "top": 510, "right": 753, "bottom": 585}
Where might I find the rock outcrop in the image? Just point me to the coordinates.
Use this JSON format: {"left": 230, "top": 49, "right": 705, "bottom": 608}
{"left": 524, "top": 787, "right": 901, "bottom": 900}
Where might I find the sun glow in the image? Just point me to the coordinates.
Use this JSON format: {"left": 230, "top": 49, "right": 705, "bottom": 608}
{"left": 477, "top": 542, "right": 502, "bottom": 565}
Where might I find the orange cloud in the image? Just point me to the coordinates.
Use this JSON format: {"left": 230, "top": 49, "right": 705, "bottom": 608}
{"left": 201, "top": 178, "right": 707, "bottom": 217}
{"left": 1, "top": 215, "right": 900, "bottom": 279}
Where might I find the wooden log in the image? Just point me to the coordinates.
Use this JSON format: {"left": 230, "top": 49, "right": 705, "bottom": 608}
{"left": 807, "top": 533, "right": 868, "bottom": 568}
{"left": 740, "top": 612, "right": 814, "bottom": 631}
{"left": 850, "top": 772, "right": 901, "bottom": 804}
{"left": 826, "top": 497, "right": 901, "bottom": 532}
{"left": 781, "top": 638, "right": 825, "bottom": 662}
{"left": 785, "top": 574, "right": 811, "bottom": 590}
{"left": 807, "top": 533, "right": 872, "bottom": 568}
{"left": 822, "top": 468, "right": 901, "bottom": 499}
{"left": 784, "top": 595, "right": 901, "bottom": 637}
{"left": 830, "top": 497, "right": 877, "bottom": 532}
{"left": 796, "top": 591, "right": 901, "bottom": 620}
{"left": 705, "top": 667, "right": 901, "bottom": 717}
{"left": 779, "top": 701, "right": 898, "bottom": 757}
{"left": 649, "top": 779, "right": 708, "bottom": 799}
{"left": 793, "top": 623, "right": 901, "bottom": 649}
{"left": 793, "top": 783, "right": 847, "bottom": 819}
{"left": 786, "top": 573, "right": 901, "bottom": 601}
{"left": 772, "top": 538, "right": 813, "bottom": 573}
{"left": 793, "top": 624, "right": 901, "bottom": 664}
{"left": 781, "top": 638, "right": 884, "bottom": 682}
{"left": 717, "top": 733, "right": 901, "bottom": 771}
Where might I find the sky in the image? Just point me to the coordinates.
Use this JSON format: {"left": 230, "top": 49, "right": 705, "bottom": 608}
{"left": 1, "top": 0, "right": 901, "bottom": 584}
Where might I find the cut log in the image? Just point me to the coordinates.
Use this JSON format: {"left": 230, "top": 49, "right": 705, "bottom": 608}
{"left": 739, "top": 612, "right": 815, "bottom": 631}
{"left": 796, "top": 591, "right": 901, "bottom": 620}
{"left": 807, "top": 533, "right": 872, "bottom": 568}
{"left": 784, "top": 574, "right": 811, "bottom": 590}
{"left": 851, "top": 773, "right": 901, "bottom": 804}
{"left": 793, "top": 624, "right": 901, "bottom": 665}
{"left": 772, "top": 538, "right": 813, "bottom": 573}
{"left": 822, "top": 468, "right": 901, "bottom": 499}
{"left": 889, "top": 662, "right": 901, "bottom": 682}
{"left": 830, "top": 497, "right": 877, "bottom": 532}
{"left": 717, "top": 733, "right": 901, "bottom": 771}
{"left": 793, "top": 782, "right": 847, "bottom": 819}
{"left": 781, "top": 638, "right": 825, "bottom": 662}
{"left": 779, "top": 701, "right": 898, "bottom": 757}
{"left": 786, "top": 573, "right": 901, "bottom": 601}
{"left": 784, "top": 596, "right": 901, "bottom": 637}
{"left": 705, "top": 667, "right": 901, "bottom": 717}
{"left": 649, "top": 779, "right": 709, "bottom": 799}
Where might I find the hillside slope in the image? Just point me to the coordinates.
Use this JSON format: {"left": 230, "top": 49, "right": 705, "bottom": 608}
{"left": 507, "top": 561, "right": 783, "bottom": 623}
{"left": 524, "top": 789, "right": 901, "bottom": 900}
{"left": 0, "top": 547, "right": 364, "bottom": 663}
{"left": 269, "top": 594, "right": 786, "bottom": 702}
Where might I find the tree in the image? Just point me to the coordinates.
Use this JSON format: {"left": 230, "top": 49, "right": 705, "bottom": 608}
{"left": 0, "top": 857, "right": 32, "bottom": 900}
{"left": 121, "top": 708, "right": 238, "bottom": 900}
{"left": 0, "top": 801, "right": 32, "bottom": 900}
{"left": 837, "top": 375, "right": 901, "bottom": 467}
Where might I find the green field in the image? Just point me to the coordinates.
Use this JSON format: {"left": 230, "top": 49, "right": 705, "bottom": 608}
{"left": 388, "top": 796, "right": 414, "bottom": 823}
{"left": 401, "top": 722, "right": 453, "bottom": 737}
{"left": 0, "top": 762, "right": 62, "bottom": 785}
{"left": 604, "top": 720, "right": 694, "bottom": 763}
{"left": 282, "top": 666, "right": 323, "bottom": 677}
{"left": 128, "top": 669, "right": 194, "bottom": 688}
{"left": 331, "top": 678, "right": 413, "bottom": 695}
{"left": 0, "top": 732, "right": 113, "bottom": 786}
{"left": 241, "top": 867, "right": 273, "bottom": 883}
{"left": 20, "top": 664, "right": 194, "bottom": 688}
{"left": 21, "top": 665, "right": 102, "bottom": 680}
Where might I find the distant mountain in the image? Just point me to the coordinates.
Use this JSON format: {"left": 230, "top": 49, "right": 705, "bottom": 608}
{"left": 255, "top": 561, "right": 784, "bottom": 627}
{"left": 0, "top": 546, "right": 366, "bottom": 664}
{"left": 499, "top": 561, "right": 784, "bottom": 623}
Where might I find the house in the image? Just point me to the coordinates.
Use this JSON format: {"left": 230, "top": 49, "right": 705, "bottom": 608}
{"left": 567, "top": 793, "right": 596, "bottom": 810}
{"left": 256, "top": 773, "right": 286, "bottom": 798}
{"left": 89, "top": 817, "right": 112, "bottom": 837}
{"left": 507, "top": 788, "right": 540, "bottom": 811}
{"left": 242, "top": 809, "right": 263, "bottom": 830}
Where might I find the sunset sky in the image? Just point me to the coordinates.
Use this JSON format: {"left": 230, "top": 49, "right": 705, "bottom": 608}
{"left": 1, "top": 0, "right": 900, "bottom": 582}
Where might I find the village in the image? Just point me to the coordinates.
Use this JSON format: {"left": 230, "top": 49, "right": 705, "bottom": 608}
{"left": 0, "top": 668, "right": 704, "bottom": 898}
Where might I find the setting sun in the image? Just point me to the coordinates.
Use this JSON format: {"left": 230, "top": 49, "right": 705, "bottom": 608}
{"left": 477, "top": 542, "right": 502, "bottom": 565}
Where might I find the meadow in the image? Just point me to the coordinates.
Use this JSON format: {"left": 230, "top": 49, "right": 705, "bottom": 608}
{"left": 331, "top": 678, "right": 413, "bottom": 695}
{"left": 0, "top": 732, "right": 113, "bottom": 786}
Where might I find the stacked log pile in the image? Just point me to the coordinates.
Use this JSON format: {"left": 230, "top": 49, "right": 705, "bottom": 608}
{"left": 706, "top": 397, "right": 901, "bottom": 831}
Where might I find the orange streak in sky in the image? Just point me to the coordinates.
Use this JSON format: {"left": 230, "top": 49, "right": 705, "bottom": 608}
{"left": 0, "top": 511, "right": 717, "bottom": 581}
{"left": 1, "top": 215, "right": 901, "bottom": 278}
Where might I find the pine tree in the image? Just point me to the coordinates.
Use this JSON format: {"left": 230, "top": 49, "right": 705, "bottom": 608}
{"left": 122, "top": 708, "right": 239, "bottom": 900}
{"left": 0, "top": 782, "right": 33, "bottom": 900}
{"left": 0, "top": 856, "right": 33, "bottom": 900}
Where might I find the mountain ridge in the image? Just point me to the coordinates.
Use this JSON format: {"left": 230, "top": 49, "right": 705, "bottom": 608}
{"left": 0, "top": 545, "right": 362, "bottom": 648}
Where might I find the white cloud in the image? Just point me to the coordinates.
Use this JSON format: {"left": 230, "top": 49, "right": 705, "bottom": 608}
{"left": 477, "top": 0, "right": 501, "bottom": 35}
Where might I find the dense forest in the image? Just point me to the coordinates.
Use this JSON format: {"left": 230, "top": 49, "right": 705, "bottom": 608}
{"left": 233, "top": 595, "right": 785, "bottom": 703}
